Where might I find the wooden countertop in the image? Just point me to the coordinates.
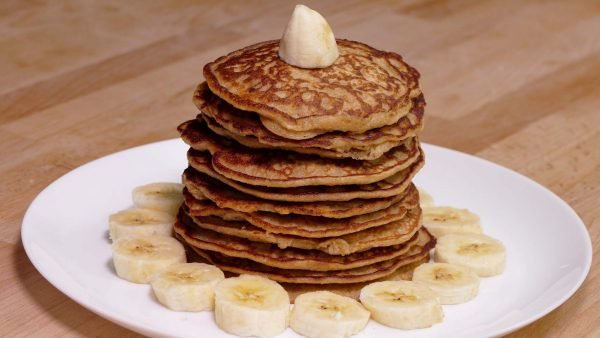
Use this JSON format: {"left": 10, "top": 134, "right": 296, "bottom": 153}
{"left": 1, "top": 1, "right": 598, "bottom": 336}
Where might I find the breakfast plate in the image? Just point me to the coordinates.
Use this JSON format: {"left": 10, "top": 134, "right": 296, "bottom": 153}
{"left": 21, "top": 139, "right": 592, "bottom": 338}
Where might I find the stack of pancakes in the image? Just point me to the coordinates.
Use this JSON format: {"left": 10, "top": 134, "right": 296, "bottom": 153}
{"left": 175, "top": 40, "right": 434, "bottom": 300}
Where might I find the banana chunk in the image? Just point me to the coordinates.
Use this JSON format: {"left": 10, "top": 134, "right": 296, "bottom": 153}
{"left": 214, "top": 275, "right": 290, "bottom": 337}
{"left": 412, "top": 262, "right": 479, "bottom": 304}
{"left": 108, "top": 208, "right": 175, "bottom": 241}
{"left": 290, "top": 291, "right": 369, "bottom": 338}
{"left": 132, "top": 182, "right": 184, "bottom": 215}
{"left": 112, "top": 235, "right": 186, "bottom": 284}
{"left": 417, "top": 188, "right": 435, "bottom": 208}
{"left": 422, "top": 207, "right": 481, "bottom": 238}
{"left": 279, "top": 4, "right": 339, "bottom": 68}
{"left": 434, "top": 233, "right": 506, "bottom": 277}
{"left": 151, "top": 262, "right": 225, "bottom": 312}
{"left": 359, "top": 281, "right": 443, "bottom": 330}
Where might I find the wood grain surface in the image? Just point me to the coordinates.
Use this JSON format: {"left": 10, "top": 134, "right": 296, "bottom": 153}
{"left": 1, "top": 1, "right": 598, "bottom": 337}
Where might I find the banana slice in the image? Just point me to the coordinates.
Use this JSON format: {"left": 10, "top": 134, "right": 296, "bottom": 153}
{"left": 412, "top": 262, "right": 479, "bottom": 304}
{"left": 108, "top": 208, "right": 175, "bottom": 241}
{"left": 132, "top": 182, "right": 184, "bottom": 215}
{"left": 290, "top": 291, "right": 369, "bottom": 338}
{"left": 359, "top": 281, "right": 443, "bottom": 329}
{"left": 214, "top": 274, "right": 290, "bottom": 337}
{"left": 434, "top": 233, "right": 506, "bottom": 277}
{"left": 151, "top": 262, "right": 225, "bottom": 312}
{"left": 422, "top": 207, "right": 482, "bottom": 238}
{"left": 112, "top": 235, "right": 186, "bottom": 284}
{"left": 417, "top": 188, "right": 435, "bottom": 208}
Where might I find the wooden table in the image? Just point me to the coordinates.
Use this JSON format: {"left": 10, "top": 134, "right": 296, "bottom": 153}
{"left": 2, "top": 1, "right": 598, "bottom": 336}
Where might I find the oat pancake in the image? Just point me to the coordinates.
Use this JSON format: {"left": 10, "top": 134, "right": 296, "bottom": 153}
{"left": 183, "top": 185, "right": 419, "bottom": 238}
{"left": 258, "top": 118, "right": 331, "bottom": 140}
{"left": 283, "top": 258, "right": 428, "bottom": 302}
{"left": 174, "top": 219, "right": 421, "bottom": 271}
{"left": 201, "top": 113, "right": 399, "bottom": 160}
{"left": 195, "top": 82, "right": 424, "bottom": 149}
{"left": 184, "top": 247, "right": 428, "bottom": 302}
{"left": 178, "top": 120, "right": 421, "bottom": 187}
{"left": 187, "top": 149, "right": 423, "bottom": 202}
{"left": 203, "top": 39, "right": 421, "bottom": 136}
{"left": 183, "top": 228, "right": 434, "bottom": 284}
{"left": 194, "top": 82, "right": 425, "bottom": 160}
{"left": 183, "top": 193, "right": 245, "bottom": 221}
{"left": 183, "top": 168, "right": 409, "bottom": 218}
{"left": 182, "top": 207, "right": 421, "bottom": 256}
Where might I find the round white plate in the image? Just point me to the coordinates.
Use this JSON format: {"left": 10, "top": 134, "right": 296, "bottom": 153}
{"left": 22, "top": 139, "right": 592, "bottom": 338}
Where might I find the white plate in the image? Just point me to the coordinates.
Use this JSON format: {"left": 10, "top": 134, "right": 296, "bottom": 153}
{"left": 22, "top": 139, "right": 592, "bottom": 338}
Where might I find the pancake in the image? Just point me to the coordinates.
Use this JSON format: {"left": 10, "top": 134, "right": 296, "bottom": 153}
{"left": 194, "top": 82, "right": 424, "bottom": 158}
{"left": 195, "top": 85, "right": 424, "bottom": 161}
{"left": 184, "top": 245, "right": 428, "bottom": 302}
{"left": 203, "top": 39, "right": 421, "bottom": 136}
{"left": 187, "top": 149, "right": 423, "bottom": 202}
{"left": 183, "top": 207, "right": 421, "bottom": 256}
{"left": 183, "top": 228, "right": 434, "bottom": 284}
{"left": 283, "top": 258, "right": 427, "bottom": 302}
{"left": 201, "top": 113, "right": 399, "bottom": 160}
{"left": 259, "top": 117, "right": 329, "bottom": 140}
{"left": 183, "top": 185, "right": 420, "bottom": 238}
{"left": 178, "top": 119, "right": 421, "bottom": 187}
{"left": 183, "top": 168, "right": 409, "bottom": 218}
{"left": 183, "top": 193, "right": 246, "bottom": 221}
{"left": 173, "top": 214, "right": 419, "bottom": 271}
{"left": 174, "top": 218, "right": 421, "bottom": 271}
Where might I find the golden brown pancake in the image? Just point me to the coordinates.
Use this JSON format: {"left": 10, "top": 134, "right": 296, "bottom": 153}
{"left": 183, "top": 185, "right": 420, "bottom": 238}
{"left": 184, "top": 245, "right": 429, "bottom": 302}
{"left": 181, "top": 206, "right": 421, "bottom": 255}
{"left": 201, "top": 113, "right": 399, "bottom": 160}
{"left": 178, "top": 119, "right": 421, "bottom": 188}
{"left": 203, "top": 39, "right": 421, "bottom": 136}
{"left": 174, "top": 218, "right": 422, "bottom": 271}
{"left": 183, "top": 228, "right": 434, "bottom": 284}
{"left": 183, "top": 168, "right": 409, "bottom": 218}
{"left": 283, "top": 258, "right": 428, "bottom": 302}
{"left": 186, "top": 149, "right": 423, "bottom": 202}
{"left": 195, "top": 81, "right": 424, "bottom": 150}
{"left": 194, "top": 82, "right": 425, "bottom": 160}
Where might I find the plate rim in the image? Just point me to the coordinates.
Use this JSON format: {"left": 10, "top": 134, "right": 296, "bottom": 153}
{"left": 21, "top": 139, "right": 593, "bottom": 337}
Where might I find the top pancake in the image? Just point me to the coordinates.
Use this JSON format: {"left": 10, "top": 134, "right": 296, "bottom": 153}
{"left": 204, "top": 39, "right": 421, "bottom": 135}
